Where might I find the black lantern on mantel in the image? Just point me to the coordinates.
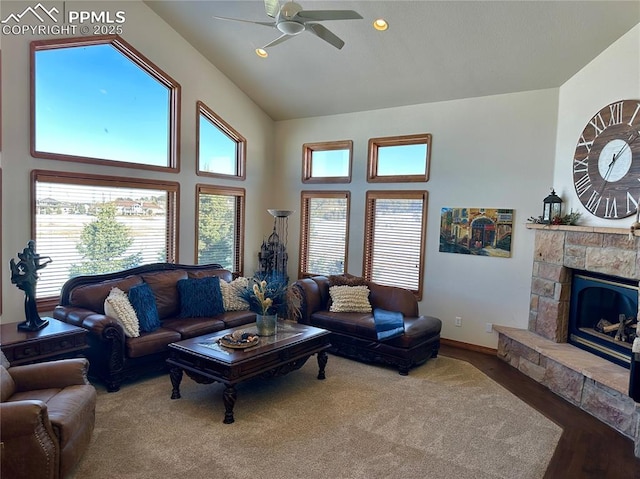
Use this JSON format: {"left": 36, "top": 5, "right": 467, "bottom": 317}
{"left": 542, "top": 189, "right": 563, "bottom": 224}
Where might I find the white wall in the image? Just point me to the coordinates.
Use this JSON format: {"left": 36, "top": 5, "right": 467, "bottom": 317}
{"left": 553, "top": 24, "right": 640, "bottom": 226}
{"left": 274, "top": 90, "right": 559, "bottom": 348}
{"left": 0, "top": 1, "right": 276, "bottom": 323}
{"left": 272, "top": 21, "right": 640, "bottom": 349}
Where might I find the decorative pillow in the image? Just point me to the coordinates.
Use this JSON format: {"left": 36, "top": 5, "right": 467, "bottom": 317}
{"left": 328, "top": 274, "right": 368, "bottom": 287}
{"left": 0, "top": 349, "right": 10, "bottom": 369}
{"left": 373, "top": 308, "right": 405, "bottom": 341}
{"left": 104, "top": 287, "right": 140, "bottom": 338}
{"left": 329, "top": 285, "right": 372, "bottom": 313}
{"left": 219, "top": 277, "right": 250, "bottom": 311}
{"left": 128, "top": 283, "right": 161, "bottom": 332}
{"left": 177, "top": 276, "right": 225, "bottom": 318}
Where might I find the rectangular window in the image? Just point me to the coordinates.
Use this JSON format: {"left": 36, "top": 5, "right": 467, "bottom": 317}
{"left": 299, "top": 191, "right": 350, "bottom": 277}
{"left": 32, "top": 170, "right": 178, "bottom": 310}
{"left": 302, "top": 140, "right": 352, "bottom": 183}
{"left": 368, "top": 134, "right": 431, "bottom": 182}
{"left": 196, "top": 185, "right": 245, "bottom": 275}
{"left": 363, "top": 191, "right": 428, "bottom": 298}
{"left": 31, "top": 36, "right": 180, "bottom": 171}
{"left": 197, "top": 101, "right": 246, "bottom": 179}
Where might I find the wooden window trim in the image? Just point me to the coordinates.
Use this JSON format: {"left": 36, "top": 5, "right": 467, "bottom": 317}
{"left": 363, "top": 190, "right": 428, "bottom": 300}
{"left": 367, "top": 133, "right": 431, "bottom": 183}
{"left": 195, "top": 184, "right": 246, "bottom": 276}
{"left": 302, "top": 140, "right": 353, "bottom": 184}
{"left": 298, "top": 190, "right": 351, "bottom": 278}
{"left": 31, "top": 169, "right": 180, "bottom": 311}
{"left": 30, "top": 35, "right": 181, "bottom": 173}
{"left": 196, "top": 101, "right": 246, "bottom": 180}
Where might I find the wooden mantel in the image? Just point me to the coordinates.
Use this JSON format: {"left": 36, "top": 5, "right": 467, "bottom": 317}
{"left": 525, "top": 223, "right": 640, "bottom": 237}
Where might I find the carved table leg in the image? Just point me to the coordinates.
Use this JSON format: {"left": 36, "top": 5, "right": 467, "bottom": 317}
{"left": 317, "top": 351, "right": 328, "bottom": 380}
{"left": 170, "top": 367, "right": 183, "bottom": 399}
{"left": 223, "top": 384, "right": 237, "bottom": 424}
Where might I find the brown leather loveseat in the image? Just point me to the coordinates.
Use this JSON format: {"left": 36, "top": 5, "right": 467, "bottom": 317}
{"left": 292, "top": 275, "right": 442, "bottom": 375}
{"left": 0, "top": 357, "right": 96, "bottom": 479}
{"left": 54, "top": 263, "right": 256, "bottom": 392}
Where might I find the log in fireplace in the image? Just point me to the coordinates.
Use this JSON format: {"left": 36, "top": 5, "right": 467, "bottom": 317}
{"left": 568, "top": 270, "right": 638, "bottom": 368}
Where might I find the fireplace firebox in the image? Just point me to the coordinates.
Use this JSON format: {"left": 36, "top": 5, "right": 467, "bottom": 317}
{"left": 568, "top": 270, "right": 638, "bottom": 368}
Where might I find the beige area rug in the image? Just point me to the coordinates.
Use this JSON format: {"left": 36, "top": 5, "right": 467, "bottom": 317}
{"left": 70, "top": 355, "right": 561, "bottom": 479}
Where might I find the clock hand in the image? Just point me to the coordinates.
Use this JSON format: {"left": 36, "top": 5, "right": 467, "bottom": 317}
{"left": 612, "top": 131, "right": 639, "bottom": 162}
{"left": 597, "top": 130, "right": 639, "bottom": 199}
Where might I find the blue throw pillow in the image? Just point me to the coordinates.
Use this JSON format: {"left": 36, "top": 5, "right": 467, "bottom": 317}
{"left": 373, "top": 308, "right": 405, "bottom": 341}
{"left": 177, "top": 276, "right": 225, "bottom": 318}
{"left": 128, "top": 283, "right": 161, "bottom": 332}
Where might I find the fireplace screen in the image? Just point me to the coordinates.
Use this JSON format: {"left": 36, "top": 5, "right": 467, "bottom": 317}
{"left": 568, "top": 271, "right": 638, "bottom": 368}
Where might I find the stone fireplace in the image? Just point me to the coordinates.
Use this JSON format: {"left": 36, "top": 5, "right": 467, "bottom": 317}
{"left": 495, "top": 224, "right": 640, "bottom": 458}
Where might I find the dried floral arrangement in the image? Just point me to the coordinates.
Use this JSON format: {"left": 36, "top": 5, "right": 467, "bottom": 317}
{"left": 527, "top": 211, "right": 581, "bottom": 226}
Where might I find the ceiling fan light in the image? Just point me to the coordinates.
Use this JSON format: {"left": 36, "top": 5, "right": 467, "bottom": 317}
{"left": 277, "top": 20, "right": 305, "bottom": 35}
{"left": 255, "top": 48, "right": 268, "bottom": 58}
{"left": 373, "top": 18, "right": 388, "bottom": 31}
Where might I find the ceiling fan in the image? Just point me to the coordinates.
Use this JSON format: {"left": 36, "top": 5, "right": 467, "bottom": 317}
{"left": 213, "top": 0, "right": 363, "bottom": 50}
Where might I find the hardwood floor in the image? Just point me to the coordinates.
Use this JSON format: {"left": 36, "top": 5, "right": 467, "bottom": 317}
{"left": 439, "top": 343, "right": 640, "bottom": 479}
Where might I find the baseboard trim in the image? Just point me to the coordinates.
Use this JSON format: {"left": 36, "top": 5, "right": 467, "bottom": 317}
{"left": 440, "top": 338, "right": 497, "bottom": 356}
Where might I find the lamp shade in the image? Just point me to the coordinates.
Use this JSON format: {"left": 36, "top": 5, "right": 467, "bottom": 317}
{"left": 542, "top": 189, "right": 562, "bottom": 224}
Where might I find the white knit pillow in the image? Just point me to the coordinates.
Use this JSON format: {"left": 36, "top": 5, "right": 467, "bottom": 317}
{"left": 220, "top": 277, "right": 250, "bottom": 311}
{"left": 104, "top": 287, "right": 140, "bottom": 338}
{"left": 329, "top": 285, "right": 372, "bottom": 313}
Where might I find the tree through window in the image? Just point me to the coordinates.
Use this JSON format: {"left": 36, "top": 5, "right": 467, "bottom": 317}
{"left": 32, "top": 170, "right": 178, "bottom": 310}
{"left": 196, "top": 185, "right": 245, "bottom": 275}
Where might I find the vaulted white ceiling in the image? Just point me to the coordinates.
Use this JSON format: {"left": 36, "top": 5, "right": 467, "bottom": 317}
{"left": 145, "top": 1, "right": 640, "bottom": 121}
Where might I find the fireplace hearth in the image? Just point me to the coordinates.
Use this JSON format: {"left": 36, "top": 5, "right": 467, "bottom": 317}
{"left": 496, "top": 224, "right": 640, "bottom": 457}
{"left": 569, "top": 270, "right": 638, "bottom": 368}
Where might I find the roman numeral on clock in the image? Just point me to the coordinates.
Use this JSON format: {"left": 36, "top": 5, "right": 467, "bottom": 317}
{"left": 609, "top": 101, "right": 624, "bottom": 125}
{"left": 603, "top": 197, "right": 618, "bottom": 218}
{"left": 573, "top": 158, "right": 588, "bottom": 174}
{"left": 585, "top": 191, "right": 602, "bottom": 214}
{"left": 574, "top": 173, "right": 592, "bottom": 197}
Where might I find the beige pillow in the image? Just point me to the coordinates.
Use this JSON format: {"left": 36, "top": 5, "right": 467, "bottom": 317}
{"left": 329, "top": 285, "right": 372, "bottom": 313}
{"left": 104, "top": 287, "right": 140, "bottom": 338}
{"left": 220, "top": 277, "right": 250, "bottom": 311}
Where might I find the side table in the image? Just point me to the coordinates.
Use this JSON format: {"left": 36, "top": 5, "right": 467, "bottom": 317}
{"left": 0, "top": 317, "right": 88, "bottom": 366}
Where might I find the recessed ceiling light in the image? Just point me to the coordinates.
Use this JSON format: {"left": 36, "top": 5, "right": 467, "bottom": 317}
{"left": 373, "top": 18, "right": 388, "bottom": 31}
{"left": 256, "top": 48, "right": 268, "bottom": 58}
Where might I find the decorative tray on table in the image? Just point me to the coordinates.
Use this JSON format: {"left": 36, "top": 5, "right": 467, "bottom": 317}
{"left": 218, "top": 330, "right": 260, "bottom": 349}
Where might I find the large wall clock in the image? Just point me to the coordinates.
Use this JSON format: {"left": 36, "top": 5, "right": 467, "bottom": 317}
{"left": 573, "top": 99, "right": 640, "bottom": 219}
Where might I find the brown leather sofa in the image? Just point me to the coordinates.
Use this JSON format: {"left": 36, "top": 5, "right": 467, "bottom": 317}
{"left": 0, "top": 358, "right": 96, "bottom": 479}
{"left": 291, "top": 275, "right": 442, "bottom": 375}
{"left": 54, "top": 263, "right": 256, "bottom": 392}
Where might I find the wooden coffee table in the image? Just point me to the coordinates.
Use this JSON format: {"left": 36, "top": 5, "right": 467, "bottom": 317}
{"left": 167, "top": 321, "right": 330, "bottom": 424}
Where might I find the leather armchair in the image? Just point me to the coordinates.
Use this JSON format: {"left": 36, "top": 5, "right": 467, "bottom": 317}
{"left": 1, "top": 358, "right": 97, "bottom": 479}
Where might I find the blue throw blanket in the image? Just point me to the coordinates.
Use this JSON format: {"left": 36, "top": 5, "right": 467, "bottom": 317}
{"left": 373, "top": 308, "right": 405, "bottom": 341}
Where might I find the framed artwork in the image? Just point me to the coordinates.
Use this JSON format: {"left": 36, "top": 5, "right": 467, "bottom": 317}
{"left": 440, "top": 207, "right": 513, "bottom": 257}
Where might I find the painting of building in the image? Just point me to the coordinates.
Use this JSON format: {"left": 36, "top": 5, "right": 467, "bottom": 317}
{"left": 439, "top": 208, "right": 513, "bottom": 257}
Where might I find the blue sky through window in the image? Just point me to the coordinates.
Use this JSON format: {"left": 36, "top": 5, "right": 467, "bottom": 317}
{"left": 377, "top": 144, "right": 427, "bottom": 176}
{"left": 198, "top": 115, "right": 237, "bottom": 175}
{"left": 311, "top": 149, "right": 349, "bottom": 177}
{"left": 35, "top": 43, "right": 170, "bottom": 166}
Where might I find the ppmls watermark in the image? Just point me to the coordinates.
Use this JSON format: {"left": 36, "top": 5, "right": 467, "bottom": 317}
{"left": 1, "top": 3, "right": 126, "bottom": 36}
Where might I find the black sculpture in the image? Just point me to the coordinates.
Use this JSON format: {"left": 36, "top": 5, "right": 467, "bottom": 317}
{"left": 10, "top": 240, "right": 52, "bottom": 331}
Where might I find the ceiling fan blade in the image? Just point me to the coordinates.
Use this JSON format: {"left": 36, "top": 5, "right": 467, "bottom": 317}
{"left": 212, "top": 16, "right": 275, "bottom": 28}
{"left": 296, "top": 10, "right": 363, "bottom": 22}
{"left": 264, "top": 0, "right": 280, "bottom": 18}
{"left": 306, "top": 23, "right": 345, "bottom": 50}
{"left": 263, "top": 34, "right": 293, "bottom": 49}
